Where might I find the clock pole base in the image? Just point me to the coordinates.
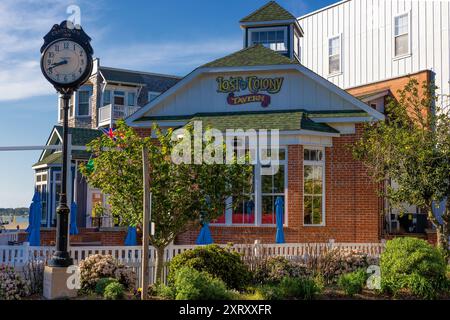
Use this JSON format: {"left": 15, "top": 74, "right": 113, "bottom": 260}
{"left": 43, "top": 266, "right": 78, "bottom": 300}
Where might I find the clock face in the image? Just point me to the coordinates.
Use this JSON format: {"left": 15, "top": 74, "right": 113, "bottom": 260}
{"left": 42, "top": 40, "right": 89, "bottom": 85}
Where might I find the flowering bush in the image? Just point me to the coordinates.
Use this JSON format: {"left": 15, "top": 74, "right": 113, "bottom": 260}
{"left": 317, "top": 248, "right": 371, "bottom": 283}
{"left": 0, "top": 265, "right": 30, "bottom": 300}
{"left": 252, "top": 256, "right": 308, "bottom": 284}
{"left": 79, "top": 254, "right": 136, "bottom": 292}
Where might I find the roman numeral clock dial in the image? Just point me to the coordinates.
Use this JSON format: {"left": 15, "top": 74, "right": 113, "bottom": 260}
{"left": 42, "top": 40, "right": 88, "bottom": 86}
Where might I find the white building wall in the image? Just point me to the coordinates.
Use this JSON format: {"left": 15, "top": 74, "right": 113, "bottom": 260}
{"left": 298, "top": 0, "right": 450, "bottom": 110}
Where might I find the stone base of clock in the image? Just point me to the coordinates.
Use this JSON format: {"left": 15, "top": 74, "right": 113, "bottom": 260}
{"left": 43, "top": 266, "right": 78, "bottom": 300}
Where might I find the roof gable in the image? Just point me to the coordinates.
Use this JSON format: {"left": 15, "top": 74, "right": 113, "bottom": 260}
{"left": 240, "top": 1, "right": 296, "bottom": 23}
{"left": 203, "top": 45, "right": 299, "bottom": 68}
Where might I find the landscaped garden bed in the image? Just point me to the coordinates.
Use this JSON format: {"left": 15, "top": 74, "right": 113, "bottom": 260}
{"left": 1, "top": 238, "right": 449, "bottom": 300}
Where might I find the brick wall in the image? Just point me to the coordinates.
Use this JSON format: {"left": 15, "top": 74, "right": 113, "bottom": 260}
{"left": 20, "top": 228, "right": 128, "bottom": 246}
{"left": 176, "top": 124, "right": 382, "bottom": 244}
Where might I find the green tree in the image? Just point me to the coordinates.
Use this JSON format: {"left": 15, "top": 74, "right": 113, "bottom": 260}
{"left": 353, "top": 79, "right": 450, "bottom": 253}
{"left": 79, "top": 120, "right": 252, "bottom": 281}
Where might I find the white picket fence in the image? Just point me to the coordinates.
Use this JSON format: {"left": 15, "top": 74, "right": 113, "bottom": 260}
{"left": 0, "top": 242, "right": 385, "bottom": 286}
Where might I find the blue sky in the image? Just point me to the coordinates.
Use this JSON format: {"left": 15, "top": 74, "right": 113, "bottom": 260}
{"left": 0, "top": 0, "right": 338, "bottom": 208}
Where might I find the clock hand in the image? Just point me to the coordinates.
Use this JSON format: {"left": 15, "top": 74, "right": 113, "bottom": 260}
{"left": 48, "top": 60, "right": 68, "bottom": 71}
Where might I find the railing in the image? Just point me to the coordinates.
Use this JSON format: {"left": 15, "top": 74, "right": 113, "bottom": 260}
{"left": 0, "top": 231, "right": 19, "bottom": 245}
{"left": 98, "top": 104, "right": 140, "bottom": 127}
{"left": 0, "top": 242, "right": 386, "bottom": 286}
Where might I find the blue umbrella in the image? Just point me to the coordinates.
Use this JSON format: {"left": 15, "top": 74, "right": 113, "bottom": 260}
{"left": 70, "top": 202, "right": 79, "bottom": 235}
{"left": 28, "top": 192, "right": 41, "bottom": 246}
{"left": 124, "top": 226, "right": 137, "bottom": 246}
{"left": 275, "top": 196, "right": 285, "bottom": 244}
{"left": 196, "top": 222, "right": 213, "bottom": 245}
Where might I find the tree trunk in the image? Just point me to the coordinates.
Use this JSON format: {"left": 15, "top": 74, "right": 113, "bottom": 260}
{"left": 428, "top": 206, "right": 449, "bottom": 256}
{"left": 154, "top": 246, "right": 166, "bottom": 284}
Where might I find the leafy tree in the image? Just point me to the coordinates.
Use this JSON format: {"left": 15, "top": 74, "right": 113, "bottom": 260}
{"left": 79, "top": 120, "right": 252, "bottom": 281}
{"left": 353, "top": 79, "right": 450, "bottom": 253}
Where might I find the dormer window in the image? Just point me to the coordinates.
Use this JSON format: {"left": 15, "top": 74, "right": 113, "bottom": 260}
{"left": 248, "top": 27, "right": 287, "bottom": 52}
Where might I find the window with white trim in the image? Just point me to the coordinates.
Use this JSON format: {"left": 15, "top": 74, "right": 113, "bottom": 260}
{"left": 328, "top": 35, "right": 341, "bottom": 75}
{"left": 249, "top": 27, "right": 287, "bottom": 52}
{"left": 127, "top": 92, "right": 136, "bottom": 106}
{"left": 77, "top": 90, "right": 91, "bottom": 116}
{"left": 303, "top": 148, "right": 325, "bottom": 226}
{"left": 103, "top": 90, "right": 111, "bottom": 106}
{"left": 394, "top": 13, "right": 409, "bottom": 57}
{"left": 35, "top": 171, "right": 48, "bottom": 225}
{"left": 212, "top": 147, "right": 287, "bottom": 226}
{"left": 261, "top": 149, "right": 286, "bottom": 225}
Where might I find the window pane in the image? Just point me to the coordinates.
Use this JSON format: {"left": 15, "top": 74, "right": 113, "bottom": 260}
{"left": 304, "top": 196, "right": 313, "bottom": 225}
{"left": 273, "top": 165, "right": 285, "bottom": 193}
{"left": 329, "top": 37, "right": 340, "bottom": 56}
{"left": 114, "top": 96, "right": 125, "bottom": 105}
{"left": 128, "top": 92, "right": 136, "bottom": 106}
{"left": 329, "top": 55, "right": 340, "bottom": 74}
{"left": 262, "top": 172, "right": 272, "bottom": 193}
{"left": 232, "top": 198, "right": 254, "bottom": 224}
{"left": 395, "top": 14, "right": 408, "bottom": 35}
{"left": 103, "top": 90, "right": 111, "bottom": 106}
{"left": 312, "top": 196, "right": 323, "bottom": 225}
{"left": 268, "top": 31, "right": 276, "bottom": 42}
{"left": 251, "top": 32, "right": 259, "bottom": 43}
{"left": 277, "top": 31, "right": 284, "bottom": 41}
{"left": 395, "top": 34, "right": 408, "bottom": 56}
{"left": 262, "top": 196, "right": 275, "bottom": 224}
{"left": 313, "top": 166, "right": 323, "bottom": 194}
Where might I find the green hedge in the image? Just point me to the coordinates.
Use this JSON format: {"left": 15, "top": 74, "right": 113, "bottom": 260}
{"left": 380, "top": 237, "right": 447, "bottom": 299}
{"left": 168, "top": 245, "right": 251, "bottom": 290}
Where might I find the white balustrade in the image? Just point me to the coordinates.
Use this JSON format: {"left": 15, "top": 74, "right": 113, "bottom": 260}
{"left": 98, "top": 104, "right": 140, "bottom": 127}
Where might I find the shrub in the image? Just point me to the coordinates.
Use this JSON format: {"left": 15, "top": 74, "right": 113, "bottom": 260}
{"left": 252, "top": 276, "right": 320, "bottom": 300}
{"left": 79, "top": 254, "right": 136, "bottom": 292}
{"left": 0, "top": 265, "right": 30, "bottom": 300}
{"left": 22, "top": 259, "right": 45, "bottom": 295}
{"left": 168, "top": 245, "right": 251, "bottom": 290}
{"left": 103, "top": 282, "right": 125, "bottom": 300}
{"left": 318, "top": 248, "right": 371, "bottom": 283}
{"left": 173, "top": 267, "right": 233, "bottom": 300}
{"left": 337, "top": 269, "right": 367, "bottom": 296}
{"left": 95, "top": 278, "right": 119, "bottom": 295}
{"left": 380, "top": 237, "right": 447, "bottom": 299}
{"left": 252, "top": 256, "right": 308, "bottom": 284}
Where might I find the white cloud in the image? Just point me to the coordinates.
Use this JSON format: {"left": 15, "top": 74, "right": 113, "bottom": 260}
{"left": 0, "top": 0, "right": 103, "bottom": 102}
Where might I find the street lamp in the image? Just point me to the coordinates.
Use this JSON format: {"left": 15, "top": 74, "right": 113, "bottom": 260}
{"left": 40, "top": 21, "right": 93, "bottom": 268}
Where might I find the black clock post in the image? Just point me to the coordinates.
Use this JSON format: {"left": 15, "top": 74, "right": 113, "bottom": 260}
{"left": 40, "top": 21, "right": 93, "bottom": 298}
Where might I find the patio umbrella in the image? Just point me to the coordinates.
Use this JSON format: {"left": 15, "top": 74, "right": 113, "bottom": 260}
{"left": 196, "top": 222, "right": 213, "bottom": 245}
{"left": 70, "top": 202, "right": 79, "bottom": 235}
{"left": 124, "top": 226, "right": 137, "bottom": 246}
{"left": 28, "top": 192, "right": 41, "bottom": 246}
{"left": 275, "top": 196, "right": 285, "bottom": 244}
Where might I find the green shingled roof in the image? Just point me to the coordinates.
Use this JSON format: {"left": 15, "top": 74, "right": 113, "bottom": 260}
{"left": 240, "top": 1, "right": 296, "bottom": 23}
{"left": 183, "top": 110, "right": 339, "bottom": 134}
{"left": 33, "top": 126, "right": 102, "bottom": 167}
{"left": 308, "top": 110, "right": 370, "bottom": 118}
{"left": 54, "top": 126, "right": 102, "bottom": 146}
{"left": 33, "top": 152, "right": 63, "bottom": 167}
{"left": 203, "top": 45, "right": 299, "bottom": 68}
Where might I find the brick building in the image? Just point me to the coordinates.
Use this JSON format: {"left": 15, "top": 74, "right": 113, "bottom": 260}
{"left": 126, "top": 2, "right": 387, "bottom": 244}
{"left": 30, "top": 1, "right": 436, "bottom": 246}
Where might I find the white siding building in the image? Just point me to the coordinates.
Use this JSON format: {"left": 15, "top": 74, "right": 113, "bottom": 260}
{"left": 298, "top": 0, "right": 450, "bottom": 110}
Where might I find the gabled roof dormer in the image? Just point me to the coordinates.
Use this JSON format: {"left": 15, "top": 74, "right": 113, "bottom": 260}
{"left": 240, "top": 1, "right": 304, "bottom": 60}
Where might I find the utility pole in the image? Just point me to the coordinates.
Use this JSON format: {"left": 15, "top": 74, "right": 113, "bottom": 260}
{"left": 141, "top": 146, "right": 150, "bottom": 300}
